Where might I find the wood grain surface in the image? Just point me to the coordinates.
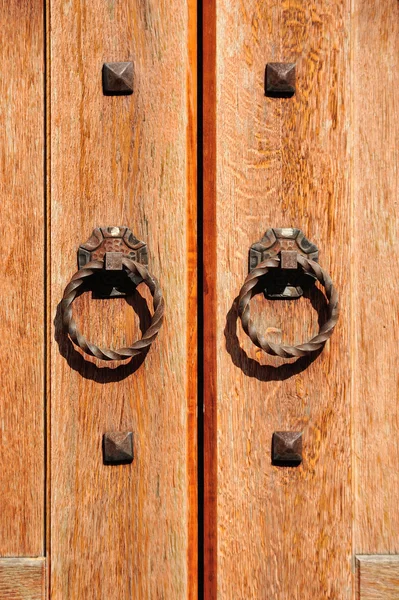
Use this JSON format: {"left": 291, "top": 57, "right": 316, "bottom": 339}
{"left": 205, "top": 0, "right": 352, "bottom": 597}
{"left": 202, "top": 0, "right": 218, "bottom": 596}
{"left": 356, "top": 556, "right": 399, "bottom": 599}
{"left": 0, "top": 559, "right": 46, "bottom": 600}
{"left": 352, "top": 0, "right": 399, "bottom": 556}
{"left": 0, "top": 1, "right": 44, "bottom": 557}
{"left": 48, "top": 0, "right": 196, "bottom": 597}
{"left": 0, "top": 0, "right": 396, "bottom": 597}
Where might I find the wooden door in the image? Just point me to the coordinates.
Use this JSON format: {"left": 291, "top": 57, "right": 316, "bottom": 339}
{"left": 1, "top": 1, "right": 399, "bottom": 599}
{"left": 0, "top": 0, "right": 197, "bottom": 598}
{"left": 203, "top": 0, "right": 399, "bottom": 599}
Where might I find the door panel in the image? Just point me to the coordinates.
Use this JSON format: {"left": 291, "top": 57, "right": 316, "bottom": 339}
{"left": 353, "top": 0, "right": 399, "bottom": 555}
{"left": 203, "top": 0, "right": 351, "bottom": 597}
{"left": 48, "top": 0, "right": 196, "bottom": 597}
{"left": 0, "top": 0, "right": 45, "bottom": 557}
{"left": 204, "top": 0, "right": 399, "bottom": 598}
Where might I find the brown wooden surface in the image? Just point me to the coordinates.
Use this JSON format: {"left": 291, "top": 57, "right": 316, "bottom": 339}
{"left": 0, "top": 1, "right": 45, "bottom": 557}
{"left": 356, "top": 556, "right": 399, "bottom": 600}
{"left": 203, "top": 0, "right": 218, "bottom": 596}
{"left": 205, "top": 0, "right": 352, "bottom": 597}
{"left": 186, "top": 0, "right": 198, "bottom": 591}
{"left": 0, "top": 559, "right": 46, "bottom": 600}
{"left": 352, "top": 0, "right": 399, "bottom": 556}
{"left": 1, "top": 0, "right": 397, "bottom": 597}
{"left": 48, "top": 0, "right": 196, "bottom": 597}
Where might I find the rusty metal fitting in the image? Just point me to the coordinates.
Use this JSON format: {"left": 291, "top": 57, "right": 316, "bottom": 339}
{"left": 60, "top": 257, "right": 164, "bottom": 361}
{"left": 238, "top": 251, "right": 339, "bottom": 359}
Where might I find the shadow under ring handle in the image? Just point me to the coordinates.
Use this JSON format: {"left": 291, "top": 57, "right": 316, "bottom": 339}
{"left": 61, "top": 257, "right": 165, "bottom": 361}
{"left": 237, "top": 254, "right": 339, "bottom": 359}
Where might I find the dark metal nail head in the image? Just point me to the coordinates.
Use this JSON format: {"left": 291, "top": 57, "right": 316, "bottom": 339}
{"left": 272, "top": 431, "right": 302, "bottom": 466}
{"left": 102, "top": 62, "right": 133, "bottom": 96}
{"left": 265, "top": 63, "right": 296, "bottom": 98}
{"left": 103, "top": 431, "right": 134, "bottom": 464}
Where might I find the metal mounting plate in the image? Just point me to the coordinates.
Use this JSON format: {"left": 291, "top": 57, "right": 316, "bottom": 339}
{"left": 249, "top": 228, "right": 319, "bottom": 299}
{"left": 78, "top": 226, "right": 148, "bottom": 298}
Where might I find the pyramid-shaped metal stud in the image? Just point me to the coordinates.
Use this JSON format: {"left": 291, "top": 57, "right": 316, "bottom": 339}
{"left": 103, "top": 431, "right": 134, "bottom": 464}
{"left": 102, "top": 62, "right": 133, "bottom": 96}
{"left": 272, "top": 431, "right": 302, "bottom": 466}
{"left": 265, "top": 63, "right": 296, "bottom": 98}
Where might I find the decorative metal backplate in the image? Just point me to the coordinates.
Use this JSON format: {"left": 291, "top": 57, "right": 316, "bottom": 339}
{"left": 249, "top": 228, "right": 318, "bottom": 299}
{"left": 78, "top": 226, "right": 148, "bottom": 297}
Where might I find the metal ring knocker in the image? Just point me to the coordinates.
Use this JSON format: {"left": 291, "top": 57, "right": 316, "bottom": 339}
{"left": 237, "top": 228, "right": 339, "bottom": 359}
{"left": 61, "top": 227, "right": 164, "bottom": 361}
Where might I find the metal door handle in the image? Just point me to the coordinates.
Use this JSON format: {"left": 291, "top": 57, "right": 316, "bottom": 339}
{"left": 60, "top": 226, "right": 164, "bottom": 362}
{"left": 237, "top": 228, "right": 339, "bottom": 358}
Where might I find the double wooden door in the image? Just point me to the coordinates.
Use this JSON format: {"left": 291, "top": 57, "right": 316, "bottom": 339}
{"left": 0, "top": 0, "right": 398, "bottom": 598}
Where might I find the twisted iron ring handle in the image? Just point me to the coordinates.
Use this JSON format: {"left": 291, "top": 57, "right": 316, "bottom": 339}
{"left": 237, "top": 254, "right": 339, "bottom": 358}
{"left": 61, "top": 257, "right": 164, "bottom": 361}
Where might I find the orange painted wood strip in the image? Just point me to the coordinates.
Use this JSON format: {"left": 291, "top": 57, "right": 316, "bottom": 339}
{"left": 186, "top": 0, "right": 198, "bottom": 596}
{"left": 202, "top": 0, "right": 218, "bottom": 597}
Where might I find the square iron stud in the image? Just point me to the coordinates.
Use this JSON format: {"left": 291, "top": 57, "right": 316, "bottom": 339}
{"left": 103, "top": 431, "right": 134, "bottom": 465}
{"left": 281, "top": 250, "right": 298, "bottom": 270}
{"left": 272, "top": 431, "right": 302, "bottom": 467}
{"left": 265, "top": 63, "right": 296, "bottom": 98}
{"left": 102, "top": 62, "right": 133, "bottom": 96}
{"left": 105, "top": 251, "right": 123, "bottom": 271}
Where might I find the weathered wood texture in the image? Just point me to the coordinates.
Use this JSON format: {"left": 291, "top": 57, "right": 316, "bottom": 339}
{"left": 0, "top": 1, "right": 44, "bottom": 556}
{"left": 0, "top": 559, "right": 46, "bottom": 600}
{"left": 352, "top": 0, "right": 399, "bottom": 555}
{"left": 356, "top": 556, "right": 399, "bottom": 599}
{"left": 48, "top": 1, "right": 196, "bottom": 597}
{"left": 205, "top": 0, "right": 351, "bottom": 597}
